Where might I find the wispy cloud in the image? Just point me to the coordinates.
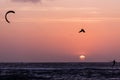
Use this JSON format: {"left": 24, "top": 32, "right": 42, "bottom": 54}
{"left": 11, "top": 0, "right": 54, "bottom": 3}
{"left": 15, "top": 17, "right": 120, "bottom": 23}
{"left": 16, "top": 6, "right": 98, "bottom": 12}
{"left": 11, "top": 0, "right": 41, "bottom": 3}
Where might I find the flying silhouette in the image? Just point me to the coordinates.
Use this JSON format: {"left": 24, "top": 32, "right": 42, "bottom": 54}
{"left": 5, "top": 10, "right": 15, "bottom": 23}
{"left": 79, "top": 29, "right": 85, "bottom": 33}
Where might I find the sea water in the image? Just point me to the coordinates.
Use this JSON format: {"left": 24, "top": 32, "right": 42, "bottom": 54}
{"left": 0, "top": 62, "right": 120, "bottom": 80}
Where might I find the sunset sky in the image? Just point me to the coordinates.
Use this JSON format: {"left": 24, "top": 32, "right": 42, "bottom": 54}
{"left": 0, "top": 0, "right": 120, "bottom": 62}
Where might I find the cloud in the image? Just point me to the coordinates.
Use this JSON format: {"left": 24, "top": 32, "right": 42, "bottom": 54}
{"left": 11, "top": 0, "right": 54, "bottom": 3}
{"left": 11, "top": 0, "right": 41, "bottom": 3}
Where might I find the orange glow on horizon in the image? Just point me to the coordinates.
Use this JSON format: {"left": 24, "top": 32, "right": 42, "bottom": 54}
{"left": 80, "top": 55, "right": 86, "bottom": 60}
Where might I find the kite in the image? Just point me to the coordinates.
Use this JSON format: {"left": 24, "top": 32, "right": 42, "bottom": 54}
{"left": 79, "top": 29, "right": 85, "bottom": 33}
{"left": 5, "top": 10, "right": 15, "bottom": 23}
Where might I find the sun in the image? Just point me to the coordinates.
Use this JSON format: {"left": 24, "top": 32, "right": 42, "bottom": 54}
{"left": 80, "top": 55, "right": 86, "bottom": 60}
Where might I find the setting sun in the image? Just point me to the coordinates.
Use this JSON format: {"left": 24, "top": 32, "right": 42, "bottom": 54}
{"left": 80, "top": 55, "right": 86, "bottom": 60}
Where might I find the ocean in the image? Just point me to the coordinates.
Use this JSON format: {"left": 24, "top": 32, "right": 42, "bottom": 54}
{"left": 0, "top": 62, "right": 120, "bottom": 80}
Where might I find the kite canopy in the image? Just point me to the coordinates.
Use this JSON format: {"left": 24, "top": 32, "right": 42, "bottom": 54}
{"left": 79, "top": 29, "right": 85, "bottom": 33}
{"left": 5, "top": 10, "right": 15, "bottom": 23}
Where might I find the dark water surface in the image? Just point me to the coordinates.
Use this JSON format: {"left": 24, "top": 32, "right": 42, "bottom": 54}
{"left": 0, "top": 62, "right": 120, "bottom": 80}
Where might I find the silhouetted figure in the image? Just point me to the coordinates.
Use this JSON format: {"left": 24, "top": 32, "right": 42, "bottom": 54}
{"left": 79, "top": 29, "right": 85, "bottom": 33}
{"left": 112, "top": 60, "right": 116, "bottom": 68}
